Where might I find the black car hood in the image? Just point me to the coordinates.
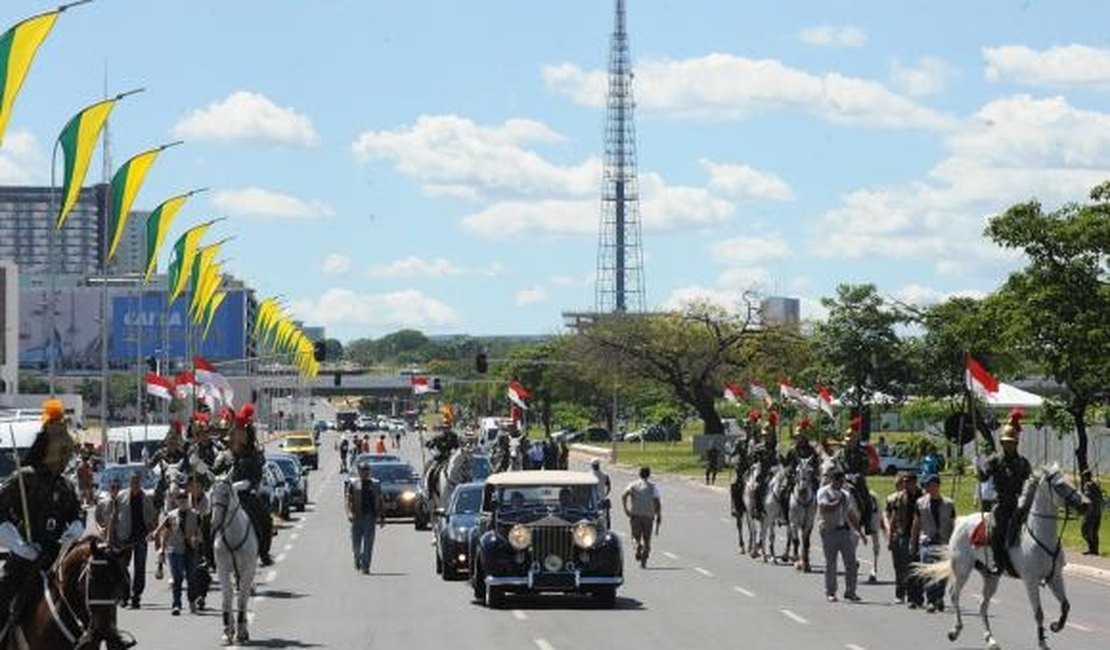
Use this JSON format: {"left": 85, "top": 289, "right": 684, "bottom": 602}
{"left": 380, "top": 481, "right": 420, "bottom": 495}
{"left": 447, "top": 513, "right": 479, "bottom": 529}
{"left": 496, "top": 509, "right": 595, "bottom": 525}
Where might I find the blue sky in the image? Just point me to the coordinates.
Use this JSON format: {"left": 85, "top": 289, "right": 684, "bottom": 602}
{"left": 3, "top": 1, "right": 1108, "bottom": 342}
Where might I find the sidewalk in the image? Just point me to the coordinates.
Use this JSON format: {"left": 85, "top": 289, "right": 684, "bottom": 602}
{"left": 570, "top": 446, "right": 1110, "bottom": 588}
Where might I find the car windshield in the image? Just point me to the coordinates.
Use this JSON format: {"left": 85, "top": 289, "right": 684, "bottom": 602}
{"left": 452, "top": 486, "right": 482, "bottom": 514}
{"left": 286, "top": 436, "right": 313, "bottom": 447}
{"left": 497, "top": 484, "right": 595, "bottom": 510}
{"left": 472, "top": 456, "right": 492, "bottom": 480}
{"left": 270, "top": 457, "right": 300, "bottom": 478}
{"left": 99, "top": 466, "right": 157, "bottom": 491}
{"left": 356, "top": 453, "right": 399, "bottom": 464}
{"left": 371, "top": 464, "right": 418, "bottom": 483}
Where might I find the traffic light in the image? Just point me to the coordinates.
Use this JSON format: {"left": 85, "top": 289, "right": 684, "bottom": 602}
{"left": 333, "top": 372, "right": 341, "bottom": 387}
{"left": 432, "top": 377, "right": 442, "bottom": 391}
{"left": 475, "top": 352, "right": 488, "bottom": 374}
{"left": 313, "top": 341, "right": 326, "bottom": 362}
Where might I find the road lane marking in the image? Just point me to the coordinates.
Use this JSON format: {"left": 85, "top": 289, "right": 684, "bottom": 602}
{"left": 275, "top": 553, "right": 286, "bottom": 564}
{"left": 719, "top": 517, "right": 731, "bottom": 523}
{"left": 1067, "top": 623, "right": 1092, "bottom": 632}
{"left": 512, "top": 609, "right": 528, "bottom": 621}
{"left": 780, "top": 609, "right": 809, "bottom": 625}
{"left": 265, "top": 569, "right": 277, "bottom": 583}
{"left": 733, "top": 585, "right": 755, "bottom": 598}
{"left": 846, "top": 644, "right": 867, "bottom": 650}
{"left": 283, "top": 544, "right": 293, "bottom": 552}
{"left": 290, "top": 532, "right": 300, "bottom": 540}
{"left": 662, "top": 551, "right": 680, "bottom": 560}
{"left": 534, "top": 639, "right": 555, "bottom": 650}
{"left": 694, "top": 567, "right": 714, "bottom": 577}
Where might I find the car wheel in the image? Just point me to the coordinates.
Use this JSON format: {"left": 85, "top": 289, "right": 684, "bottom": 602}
{"left": 592, "top": 586, "right": 617, "bottom": 609}
{"left": 435, "top": 551, "right": 444, "bottom": 576}
{"left": 471, "top": 562, "right": 485, "bottom": 602}
{"left": 485, "top": 582, "right": 506, "bottom": 609}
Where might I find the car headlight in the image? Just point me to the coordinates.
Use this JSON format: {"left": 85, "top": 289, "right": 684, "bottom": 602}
{"left": 573, "top": 522, "right": 598, "bottom": 549}
{"left": 400, "top": 491, "right": 416, "bottom": 501}
{"left": 450, "top": 527, "right": 470, "bottom": 541}
{"left": 507, "top": 524, "right": 532, "bottom": 551}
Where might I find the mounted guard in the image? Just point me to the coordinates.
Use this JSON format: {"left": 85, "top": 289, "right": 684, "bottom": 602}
{"left": 977, "top": 408, "right": 1032, "bottom": 576}
{"left": 211, "top": 404, "right": 274, "bottom": 567}
{"left": 835, "top": 416, "right": 875, "bottom": 534}
{"left": 748, "top": 410, "right": 779, "bottom": 520}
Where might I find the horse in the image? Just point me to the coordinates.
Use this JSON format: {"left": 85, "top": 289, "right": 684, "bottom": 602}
{"left": 209, "top": 478, "right": 259, "bottom": 646}
{"left": 427, "top": 442, "right": 477, "bottom": 512}
{"left": 743, "top": 463, "right": 788, "bottom": 561}
{"left": 787, "top": 456, "right": 818, "bottom": 572}
{"left": 913, "top": 465, "right": 1087, "bottom": 650}
{"left": 3, "top": 537, "right": 134, "bottom": 650}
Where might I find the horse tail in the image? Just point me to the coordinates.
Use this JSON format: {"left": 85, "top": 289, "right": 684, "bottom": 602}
{"left": 910, "top": 546, "right": 953, "bottom": 586}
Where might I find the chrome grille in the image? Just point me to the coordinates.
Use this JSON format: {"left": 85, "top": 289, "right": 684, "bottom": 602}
{"left": 531, "top": 524, "right": 573, "bottom": 566}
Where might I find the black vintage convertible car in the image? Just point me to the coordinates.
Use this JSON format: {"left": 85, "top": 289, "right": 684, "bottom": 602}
{"left": 469, "top": 471, "right": 622, "bottom": 608}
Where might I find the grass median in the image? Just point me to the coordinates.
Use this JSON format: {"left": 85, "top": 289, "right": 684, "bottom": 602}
{"left": 609, "top": 439, "right": 1107, "bottom": 556}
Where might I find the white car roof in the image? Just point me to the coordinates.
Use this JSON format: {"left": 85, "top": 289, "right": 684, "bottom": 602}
{"left": 486, "top": 470, "right": 598, "bottom": 487}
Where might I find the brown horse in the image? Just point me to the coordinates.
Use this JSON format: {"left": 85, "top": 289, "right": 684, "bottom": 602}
{"left": 4, "top": 537, "right": 134, "bottom": 650}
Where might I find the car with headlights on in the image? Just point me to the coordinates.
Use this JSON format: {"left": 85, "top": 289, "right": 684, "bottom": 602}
{"left": 469, "top": 470, "right": 622, "bottom": 609}
{"left": 371, "top": 461, "right": 431, "bottom": 529}
{"left": 433, "top": 481, "right": 484, "bottom": 580}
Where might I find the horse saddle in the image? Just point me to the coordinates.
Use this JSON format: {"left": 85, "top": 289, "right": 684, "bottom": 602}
{"left": 970, "top": 516, "right": 990, "bottom": 547}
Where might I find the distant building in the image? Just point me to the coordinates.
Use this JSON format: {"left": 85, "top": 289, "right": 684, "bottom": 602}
{"left": 0, "top": 261, "right": 17, "bottom": 394}
{"left": 760, "top": 296, "right": 800, "bottom": 326}
{"left": 0, "top": 184, "right": 146, "bottom": 277}
{"left": 302, "top": 326, "right": 325, "bottom": 342}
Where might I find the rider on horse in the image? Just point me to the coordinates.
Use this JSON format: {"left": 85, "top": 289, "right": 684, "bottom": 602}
{"left": 0, "top": 400, "right": 129, "bottom": 647}
{"left": 147, "top": 420, "right": 187, "bottom": 512}
{"left": 211, "top": 404, "right": 274, "bottom": 567}
{"left": 977, "top": 409, "right": 1031, "bottom": 576}
{"left": 749, "top": 411, "right": 779, "bottom": 519}
{"left": 782, "top": 418, "right": 818, "bottom": 512}
{"left": 836, "top": 416, "right": 875, "bottom": 534}
{"left": 183, "top": 411, "right": 225, "bottom": 487}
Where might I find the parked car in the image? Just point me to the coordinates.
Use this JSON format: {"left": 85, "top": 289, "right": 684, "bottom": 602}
{"left": 875, "top": 444, "right": 922, "bottom": 476}
{"left": 373, "top": 461, "right": 431, "bottom": 529}
{"left": 623, "top": 422, "right": 681, "bottom": 443}
{"left": 336, "top": 411, "right": 359, "bottom": 432}
{"left": 469, "top": 470, "right": 622, "bottom": 609}
{"left": 93, "top": 463, "right": 157, "bottom": 503}
{"left": 261, "top": 460, "right": 291, "bottom": 520}
{"left": 581, "top": 427, "right": 611, "bottom": 443}
{"left": 434, "top": 481, "right": 484, "bottom": 580}
{"left": 280, "top": 433, "right": 319, "bottom": 470}
{"left": 356, "top": 415, "right": 377, "bottom": 431}
{"left": 266, "top": 452, "right": 308, "bottom": 511}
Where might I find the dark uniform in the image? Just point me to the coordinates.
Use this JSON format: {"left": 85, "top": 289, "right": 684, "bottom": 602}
{"left": 885, "top": 476, "right": 923, "bottom": 606}
{"left": 837, "top": 440, "right": 874, "bottom": 533}
{"left": 1081, "top": 473, "right": 1103, "bottom": 555}
{"left": 213, "top": 448, "right": 273, "bottom": 566}
{"left": 749, "top": 431, "right": 778, "bottom": 518}
{"left": 781, "top": 438, "right": 818, "bottom": 513}
{"left": 978, "top": 448, "right": 1031, "bottom": 575}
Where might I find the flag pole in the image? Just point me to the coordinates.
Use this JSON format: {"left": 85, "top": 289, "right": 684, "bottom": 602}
{"left": 47, "top": 139, "right": 60, "bottom": 396}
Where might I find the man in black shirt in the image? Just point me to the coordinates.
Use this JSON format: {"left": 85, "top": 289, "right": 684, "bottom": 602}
{"left": 345, "top": 463, "right": 385, "bottom": 574}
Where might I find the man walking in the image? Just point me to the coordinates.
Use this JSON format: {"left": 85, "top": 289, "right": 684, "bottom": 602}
{"left": 817, "top": 469, "right": 866, "bottom": 602}
{"left": 911, "top": 474, "right": 956, "bottom": 612}
{"left": 150, "top": 492, "right": 201, "bottom": 615}
{"left": 621, "top": 466, "right": 661, "bottom": 568}
{"left": 884, "top": 472, "right": 923, "bottom": 607}
{"left": 1080, "top": 470, "right": 1102, "bottom": 556}
{"left": 116, "top": 470, "right": 157, "bottom": 609}
{"left": 705, "top": 444, "right": 722, "bottom": 485}
{"left": 346, "top": 463, "right": 385, "bottom": 574}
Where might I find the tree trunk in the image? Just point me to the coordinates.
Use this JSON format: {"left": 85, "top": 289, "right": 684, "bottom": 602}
{"left": 1069, "top": 401, "right": 1090, "bottom": 476}
{"left": 694, "top": 388, "right": 723, "bottom": 435}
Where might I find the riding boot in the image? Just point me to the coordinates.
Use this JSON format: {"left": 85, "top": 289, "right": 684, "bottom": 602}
{"left": 989, "top": 523, "right": 1008, "bottom": 575}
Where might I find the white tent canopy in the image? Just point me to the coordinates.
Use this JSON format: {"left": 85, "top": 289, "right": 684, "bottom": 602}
{"left": 987, "top": 382, "right": 1044, "bottom": 408}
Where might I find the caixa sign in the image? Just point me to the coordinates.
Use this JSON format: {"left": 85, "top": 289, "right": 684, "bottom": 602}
{"left": 111, "top": 290, "right": 245, "bottom": 361}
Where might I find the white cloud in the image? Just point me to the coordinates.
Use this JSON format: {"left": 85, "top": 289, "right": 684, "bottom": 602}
{"left": 700, "top": 160, "right": 793, "bottom": 201}
{"left": 814, "top": 94, "right": 1110, "bottom": 275}
{"left": 799, "top": 298, "right": 830, "bottom": 322}
{"left": 984, "top": 44, "right": 1110, "bottom": 89}
{"left": 662, "top": 285, "right": 746, "bottom": 312}
{"left": 171, "top": 91, "right": 319, "bottom": 147}
{"left": 711, "top": 236, "right": 791, "bottom": 265}
{"left": 892, "top": 284, "right": 987, "bottom": 308}
{"left": 321, "top": 253, "right": 352, "bottom": 275}
{"left": 550, "top": 272, "right": 593, "bottom": 287}
{"left": 0, "top": 130, "right": 47, "bottom": 184}
{"left": 891, "top": 56, "right": 958, "bottom": 96}
{"left": 515, "top": 286, "right": 549, "bottom": 306}
{"left": 292, "top": 288, "right": 458, "bottom": 329}
{"left": 213, "top": 187, "right": 334, "bottom": 220}
{"left": 543, "top": 54, "right": 953, "bottom": 130}
{"left": 352, "top": 115, "right": 594, "bottom": 201}
{"left": 717, "top": 267, "right": 771, "bottom": 291}
{"left": 798, "top": 25, "right": 867, "bottom": 48}
{"left": 368, "top": 256, "right": 463, "bottom": 279}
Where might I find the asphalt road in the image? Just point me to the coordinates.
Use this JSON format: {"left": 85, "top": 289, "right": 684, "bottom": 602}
{"left": 117, "top": 434, "right": 1110, "bottom": 650}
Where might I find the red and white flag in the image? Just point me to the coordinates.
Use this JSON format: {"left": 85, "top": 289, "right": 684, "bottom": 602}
{"left": 816, "top": 384, "right": 835, "bottom": 418}
{"left": 723, "top": 382, "right": 744, "bottom": 404}
{"left": 145, "top": 373, "right": 174, "bottom": 401}
{"left": 411, "top": 375, "right": 435, "bottom": 395}
{"left": 174, "top": 371, "right": 196, "bottom": 401}
{"left": 194, "top": 356, "right": 234, "bottom": 405}
{"left": 780, "top": 379, "right": 818, "bottom": 410}
{"left": 749, "top": 381, "right": 774, "bottom": 408}
{"left": 965, "top": 355, "right": 999, "bottom": 398}
{"left": 507, "top": 380, "right": 531, "bottom": 410}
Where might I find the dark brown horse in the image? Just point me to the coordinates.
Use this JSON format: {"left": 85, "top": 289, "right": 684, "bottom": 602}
{"left": 4, "top": 537, "right": 134, "bottom": 650}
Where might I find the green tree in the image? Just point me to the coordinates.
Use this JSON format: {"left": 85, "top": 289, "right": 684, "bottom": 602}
{"left": 323, "top": 338, "right": 344, "bottom": 361}
{"left": 344, "top": 338, "right": 376, "bottom": 366}
{"left": 985, "top": 182, "right": 1110, "bottom": 475}
{"left": 814, "top": 284, "right": 911, "bottom": 432}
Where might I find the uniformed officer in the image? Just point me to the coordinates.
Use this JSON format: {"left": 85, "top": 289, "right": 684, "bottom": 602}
{"left": 0, "top": 400, "right": 84, "bottom": 630}
{"left": 781, "top": 419, "right": 819, "bottom": 514}
{"left": 749, "top": 411, "right": 779, "bottom": 519}
{"left": 183, "top": 412, "right": 223, "bottom": 485}
{"left": 977, "top": 409, "right": 1032, "bottom": 575}
{"left": 212, "top": 404, "right": 274, "bottom": 567}
{"left": 147, "top": 421, "right": 186, "bottom": 513}
{"left": 836, "top": 417, "right": 874, "bottom": 534}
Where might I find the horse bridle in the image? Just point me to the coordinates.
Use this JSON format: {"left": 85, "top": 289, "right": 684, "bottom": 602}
{"left": 1023, "top": 470, "right": 1083, "bottom": 578}
{"left": 212, "top": 482, "right": 251, "bottom": 554}
{"left": 42, "top": 543, "right": 120, "bottom": 646}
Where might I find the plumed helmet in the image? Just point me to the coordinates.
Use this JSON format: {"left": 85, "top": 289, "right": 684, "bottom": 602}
{"left": 25, "top": 398, "right": 73, "bottom": 470}
{"left": 1000, "top": 408, "right": 1024, "bottom": 443}
{"left": 795, "top": 416, "right": 812, "bottom": 437}
{"left": 761, "top": 410, "right": 779, "bottom": 435}
{"left": 41, "top": 398, "right": 65, "bottom": 425}
{"left": 844, "top": 415, "right": 862, "bottom": 441}
{"left": 747, "top": 408, "right": 762, "bottom": 424}
{"left": 235, "top": 403, "right": 256, "bottom": 430}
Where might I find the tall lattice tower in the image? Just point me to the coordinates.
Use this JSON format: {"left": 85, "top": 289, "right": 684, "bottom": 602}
{"left": 594, "top": 0, "right": 645, "bottom": 313}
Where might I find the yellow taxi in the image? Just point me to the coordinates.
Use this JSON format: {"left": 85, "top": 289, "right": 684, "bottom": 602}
{"left": 280, "top": 433, "right": 319, "bottom": 470}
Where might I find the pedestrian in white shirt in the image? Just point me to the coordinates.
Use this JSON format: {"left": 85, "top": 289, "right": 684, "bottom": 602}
{"left": 817, "top": 469, "right": 866, "bottom": 602}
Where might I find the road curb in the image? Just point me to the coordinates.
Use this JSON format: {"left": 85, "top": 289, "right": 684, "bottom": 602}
{"left": 1064, "top": 561, "right": 1110, "bottom": 585}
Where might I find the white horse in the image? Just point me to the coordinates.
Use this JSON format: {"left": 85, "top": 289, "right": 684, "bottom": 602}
{"left": 743, "top": 464, "right": 788, "bottom": 562}
{"left": 208, "top": 479, "right": 259, "bottom": 646}
{"left": 915, "top": 465, "right": 1086, "bottom": 650}
{"left": 788, "top": 456, "right": 818, "bottom": 572}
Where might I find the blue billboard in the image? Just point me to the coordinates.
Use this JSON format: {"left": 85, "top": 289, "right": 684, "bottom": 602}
{"left": 111, "top": 290, "right": 246, "bottom": 362}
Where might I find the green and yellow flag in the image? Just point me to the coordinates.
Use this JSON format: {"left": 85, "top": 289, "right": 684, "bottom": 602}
{"left": 55, "top": 98, "right": 117, "bottom": 229}
{"left": 166, "top": 222, "right": 212, "bottom": 303}
{"left": 144, "top": 190, "right": 204, "bottom": 282}
{"left": 191, "top": 261, "right": 222, "bottom": 323}
{"left": 189, "top": 239, "right": 228, "bottom": 315}
{"left": 108, "top": 143, "right": 181, "bottom": 262}
{"left": 0, "top": 9, "right": 60, "bottom": 145}
{"left": 201, "top": 291, "right": 227, "bottom": 340}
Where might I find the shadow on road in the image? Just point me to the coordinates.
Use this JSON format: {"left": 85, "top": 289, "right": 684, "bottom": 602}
{"left": 244, "top": 638, "right": 323, "bottom": 648}
{"left": 254, "top": 589, "right": 308, "bottom": 599}
{"left": 475, "top": 594, "right": 646, "bottom": 611}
